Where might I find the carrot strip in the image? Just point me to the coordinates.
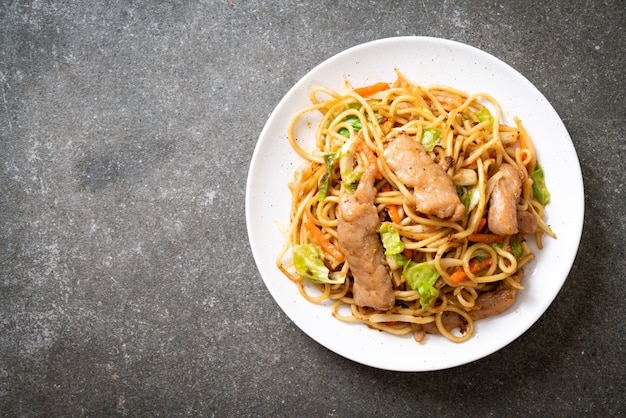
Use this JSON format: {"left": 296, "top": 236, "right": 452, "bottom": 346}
{"left": 387, "top": 204, "right": 402, "bottom": 223}
{"left": 353, "top": 82, "right": 390, "bottom": 97}
{"left": 303, "top": 218, "right": 345, "bottom": 263}
{"left": 450, "top": 257, "right": 493, "bottom": 283}
{"left": 516, "top": 117, "right": 529, "bottom": 150}
{"left": 402, "top": 248, "right": 413, "bottom": 260}
{"left": 518, "top": 131, "right": 527, "bottom": 150}
{"left": 472, "top": 257, "right": 493, "bottom": 271}
{"left": 381, "top": 183, "right": 402, "bottom": 223}
{"left": 467, "top": 233, "right": 505, "bottom": 244}
{"left": 356, "top": 136, "right": 383, "bottom": 179}
{"left": 515, "top": 116, "right": 536, "bottom": 172}
{"left": 477, "top": 217, "right": 487, "bottom": 233}
{"left": 449, "top": 269, "right": 466, "bottom": 284}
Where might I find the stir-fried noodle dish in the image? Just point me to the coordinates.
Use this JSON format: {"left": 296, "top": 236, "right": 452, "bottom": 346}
{"left": 277, "top": 70, "right": 555, "bottom": 343}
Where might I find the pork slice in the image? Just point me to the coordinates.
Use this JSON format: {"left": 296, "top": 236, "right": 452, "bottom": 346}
{"left": 414, "top": 312, "right": 465, "bottom": 336}
{"left": 383, "top": 132, "right": 465, "bottom": 221}
{"left": 469, "top": 269, "right": 524, "bottom": 320}
{"left": 337, "top": 164, "right": 395, "bottom": 311}
{"left": 488, "top": 164, "right": 524, "bottom": 235}
{"left": 413, "top": 270, "right": 524, "bottom": 337}
{"left": 516, "top": 210, "right": 538, "bottom": 235}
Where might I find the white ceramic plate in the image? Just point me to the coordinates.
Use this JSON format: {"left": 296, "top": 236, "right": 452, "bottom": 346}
{"left": 245, "top": 37, "right": 584, "bottom": 371}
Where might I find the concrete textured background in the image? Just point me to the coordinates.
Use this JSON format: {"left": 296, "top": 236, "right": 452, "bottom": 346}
{"left": 1, "top": 0, "right": 624, "bottom": 416}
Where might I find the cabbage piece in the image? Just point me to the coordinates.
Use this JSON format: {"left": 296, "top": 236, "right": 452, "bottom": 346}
{"left": 475, "top": 108, "right": 494, "bottom": 124}
{"left": 511, "top": 234, "right": 523, "bottom": 258}
{"left": 421, "top": 128, "right": 441, "bottom": 151}
{"left": 531, "top": 163, "right": 551, "bottom": 205}
{"left": 293, "top": 244, "right": 342, "bottom": 284}
{"left": 379, "top": 222, "right": 404, "bottom": 256}
{"left": 338, "top": 115, "right": 363, "bottom": 138}
{"left": 339, "top": 139, "right": 362, "bottom": 192}
{"left": 380, "top": 223, "right": 440, "bottom": 308}
{"left": 403, "top": 261, "right": 440, "bottom": 309}
{"left": 318, "top": 152, "right": 338, "bottom": 202}
{"left": 338, "top": 109, "right": 383, "bottom": 138}
{"left": 458, "top": 185, "right": 480, "bottom": 212}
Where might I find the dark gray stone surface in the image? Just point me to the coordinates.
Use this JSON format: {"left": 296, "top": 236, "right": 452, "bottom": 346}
{"left": 1, "top": 1, "right": 624, "bottom": 416}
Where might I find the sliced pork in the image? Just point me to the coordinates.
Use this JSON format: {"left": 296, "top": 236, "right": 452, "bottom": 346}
{"left": 337, "top": 162, "right": 395, "bottom": 311}
{"left": 516, "top": 210, "right": 538, "bottom": 235}
{"left": 488, "top": 163, "right": 524, "bottom": 235}
{"left": 383, "top": 132, "right": 465, "bottom": 221}
{"left": 412, "top": 270, "right": 523, "bottom": 338}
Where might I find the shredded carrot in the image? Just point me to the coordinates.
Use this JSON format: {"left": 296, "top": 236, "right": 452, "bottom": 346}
{"left": 518, "top": 131, "right": 527, "bottom": 150}
{"left": 402, "top": 248, "right": 413, "bottom": 260}
{"left": 467, "top": 233, "right": 505, "bottom": 244}
{"left": 477, "top": 217, "right": 487, "bottom": 233}
{"left": 303, "top": 218, "right": 344, "bottom": 263}
{"left": 450, "top": 257, "right": 493, "bottom": 283}
{"left": 516, "top": 117, "right": 529, "bottom": 150}
{"left": 472, "top": 257, "right": 493, "bottom": 272}
{"left": 381, "top": 183, "right": 402, "bottom": 223}
{"left": 515, "top": 116, "right": 536, "bottom": 172}
{"left": 356, "top": 136, "right": 383, "bottom": 179}
{"left": 353, "top": 82, "right": 390, "bottom": 97}
{"left": 387, "top": 204, "right": 402, "bottom": 223}
{"left": 517, "top": 130, "right": 530, "bottom": 169}
{"left": 449, "top": 269, "right": 464, "bottom": 284}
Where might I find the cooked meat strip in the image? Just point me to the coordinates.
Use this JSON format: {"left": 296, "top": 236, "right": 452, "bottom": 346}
{"left": 516, "top": 210, "right": 538, "bottom": 235}
{"left": 488, "top": 163, "right": 524, "bottom": 235}
{"left": 467, "top": 269, "right": 524, "bottom": 320}
{"left": 383, "top": 132, "right": 465, "bottom": 221}
{"left": 412, "top": 270, "right": 524, "bottom": 338}
{"left": 414, "top": 311, "right": 466, "bottom": 337}
{"left": 337, "top": 162, "right": 395, "bottom": 311}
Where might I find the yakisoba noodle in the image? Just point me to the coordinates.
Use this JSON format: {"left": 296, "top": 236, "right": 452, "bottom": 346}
{"left": 276, "top": 69, "right": 555, "bottom": 343}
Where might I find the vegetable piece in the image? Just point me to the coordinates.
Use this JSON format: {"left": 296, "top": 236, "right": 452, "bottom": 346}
{"left": 531, "top": 163, "right": 551, "bottom": 205}
{"left": 475, "top": 108, "right": 494, "bottom": 124}
{"left": 353, "top": 82, "right": 390, "bottom": 97}
{"left": 420, "top": 128, "right": 441, "bottom": 151}
{"left": 338, "top": 115, "right": 362, "bottom": 138}
{"left": 449, "top": 257, "right": 493, "bottom": 283}
{"left": 449, "top": 268, "right": 466, "bottom": 284}
{"left": 380, "top": 225, "right": 441, "bottom": 308}
{"left": 511, "top": 234, "right": 523, "bottom": 258}
{"left": 318, "top": 152, "right": 338, "bottom": 202}
{"left": 386, "top": 203, "right": 402, "bottom": 223}
{"left": 379, "top": 222, "right": 404, "bottom": 256}
{"left": 518, "top": 129, "right": 527, "bottom": 150}
{"left": 458, "top": 185, "right": 480, "bottom": 212}
{"left": 339, "top": 139, "right": 362, "bottom": 192}
{"left": 339, "top": 112, "right": 383, "bottom": 138}
{"left": 515, "top": 116, "right": 536, "bottom": 172}
{"left": 381, "top": 183, "right": 402, "bottom": 223}
{"left": 477, "top": 217, "right": 487, "bottom": 233}
{"left": 293, "top": 244, "right": 344, "bottom": 284}
{"left": 467, "top": 233, "right": 505, "bottom": 244}
{"left": 452, "top": 168, "right": 478, "bottom": 186}
{"left": 303, "top": 218, "right": 345, "bottom": 263}
{"left": 403, "top": 262, "right": 440, "bottom": 309}
{"left": 356, "top": 137, "right": 383, "bottom": 180}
